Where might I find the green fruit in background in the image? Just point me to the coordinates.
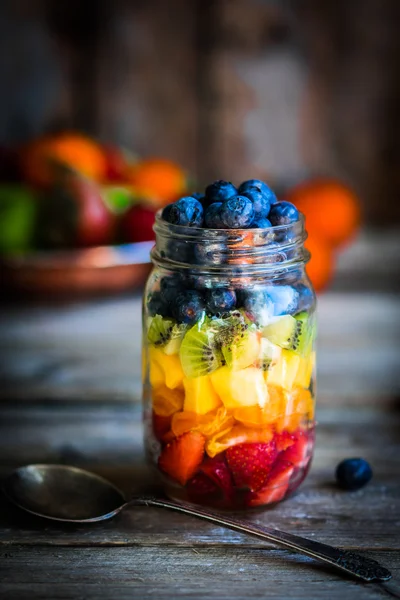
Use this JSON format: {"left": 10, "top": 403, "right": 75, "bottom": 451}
{"left": 0, "top": 185, "right": 37, "bottom": 254}
{"left": 101, "top": 184, "right": 138, "bottom": 214}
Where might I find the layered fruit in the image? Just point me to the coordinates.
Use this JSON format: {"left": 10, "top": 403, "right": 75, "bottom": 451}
{"left": 143, "top": 177, "right": 316, "bottom": 510}
{"left": 144, "top": 295, "right": 315, "bottom": 510}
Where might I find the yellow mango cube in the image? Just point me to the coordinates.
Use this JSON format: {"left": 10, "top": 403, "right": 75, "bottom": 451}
{"left": 149, "top": 346, "right": 184, "bottom": 389}
{"left": 211, "top": 366, "right": 268, "bottom": 410}
{"left": 266, "top": 349, "right": 301, "bottom": 391}
{"left": 183, "top": 375, "right": 222, "bottom": 415}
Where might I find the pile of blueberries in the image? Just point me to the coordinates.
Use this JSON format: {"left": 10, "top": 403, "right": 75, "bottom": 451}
{"left": 162, "top": 179, "right": 299, "bottom": 229}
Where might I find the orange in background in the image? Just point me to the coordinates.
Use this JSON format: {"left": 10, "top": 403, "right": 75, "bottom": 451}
{"left": 288, "top": 178, "right": 361, "bottom": 250}
{"left": 305, "top": 235, "right": 334, "bottom": 292}
{"left": 21, "top": 133, "right": 106, "bottom": 188}
{"left": 127, "top": 158, "right": 186, "bottom": 206}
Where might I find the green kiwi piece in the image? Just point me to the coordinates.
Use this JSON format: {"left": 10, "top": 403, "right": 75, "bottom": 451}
{"left": 179, "top": 322, "right": 223, "bottom": 378}
{"left": 262, "top": 311, "right": 313, "bottom": 356}
{"left": 147, "top": 315, "right": 187, "bottom": 355}
{"left": 254, "top": 338, "right": 281, "bottom": 372}
{"left": 211, "top": 310, "right": 259, "bottom": 370}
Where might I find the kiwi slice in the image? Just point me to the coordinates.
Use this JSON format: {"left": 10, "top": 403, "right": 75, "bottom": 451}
{"left": 179, "top": 322, "right": 223, "bottom": 378}
{"left": 211, "top": 311, "right": 260, "bottom": 370}
{"left": 254, "top": 338, "right": 281, "bottom": 372}
{"left": 147, "top": 315, "right": 187, "bottom": 355}
{"left": 262, "top": 311, "right": 314, "bottom": 356}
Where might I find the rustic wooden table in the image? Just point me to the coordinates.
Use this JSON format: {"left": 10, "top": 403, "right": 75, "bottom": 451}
{"left": 1, "top": 236, "right": 400, "bottom": 599}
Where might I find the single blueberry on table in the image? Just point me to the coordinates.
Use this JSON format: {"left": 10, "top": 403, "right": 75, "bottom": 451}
{"left": 206, "top": 288, "right": 236, "bottom": 315}
{"left": 162, "top": 197, "right": 204, "bottom": 227}
{"left": 173, "top": 290, "right": 206, "bottom": 325}
{"left": 268, "top": 201, "right": 299, "bottom": 226}
{"left": 204, "top": 202, "right": 224, "bottom": 228}
{"left": 205, "top": 180, "right": 237, "bottom": 206}
{"left": 220, "top": 195, "right": 255, "bottom": 228}
{"left": 147, "top": 291, "right": 170, "bottom": 317}
{"left": 251, "top": 215, "right": 272, "bottom": 228}
{"left": 336, "top": 458, "right": 373, "bottom": 491}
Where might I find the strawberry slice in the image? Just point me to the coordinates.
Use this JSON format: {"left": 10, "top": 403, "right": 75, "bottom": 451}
{"left": 246, "top": 460, "right": 294, "bottom": 507}
{"left": 281, "top": 429, "right": 313, "bottom": 468}
{"left": 275, "top": 430, "right": 296, "bottom": 452}
{"left": 187, "top": 455, "right": 234, "bottom": 508}
{"left": 158, "top": 431, "right": 205, "bottom": 486}
{"left": 226, "top": 441, "right": 278, "bottom": 492}
{"left": 152, "top": 412, "right": 172, "bottom": 442}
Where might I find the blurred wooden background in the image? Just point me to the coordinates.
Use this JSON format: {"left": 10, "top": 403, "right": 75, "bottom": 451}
{"left": 0, "top": 0, "right": 399, "bottom": 223}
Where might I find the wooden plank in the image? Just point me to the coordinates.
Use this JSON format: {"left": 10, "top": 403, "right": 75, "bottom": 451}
{"left": 0, "top": 546, "right": 398, "bottom": 600}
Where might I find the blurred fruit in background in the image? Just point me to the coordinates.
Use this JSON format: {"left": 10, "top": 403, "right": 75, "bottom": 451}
{"left": 287, "top": 178, "right": 361, "bottom": 291}
{"left": 127, "top": 158, "right": 187, "bottom": 207}
{"left": 288, "top": 179, "right": 361, "bottom": 249}
{"left": 37, "top": 173, "right": 115, "bottom": 248}
{"left": 0, "top": 185, "right": 37, "bottom": 253}
{"left": 102, "top": 145, "right": 133, "bottom": 183}
{"left": 20, "top": 132, "right": 107, "bottom": 188}
{"left": 121, "top": 205, "right": 157, "bottom": 243}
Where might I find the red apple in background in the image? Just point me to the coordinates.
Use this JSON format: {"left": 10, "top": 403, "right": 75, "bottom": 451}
{"left": 38, "top": 174, "right": 115, "bottom": 248}
{"left": 120, "top": 204, "right": 156, "bottom": 242}
{"left": 102, "top": 145, "right": 130, "bottom": 182}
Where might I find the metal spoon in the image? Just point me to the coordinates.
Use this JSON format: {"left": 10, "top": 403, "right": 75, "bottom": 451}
{"left": 2, "top": 464, "right": 393, "bottom": 587}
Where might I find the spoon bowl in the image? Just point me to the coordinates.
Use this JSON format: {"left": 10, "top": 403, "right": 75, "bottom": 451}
{"left": 3, "top": 464, "right": 125, "bottom": 522}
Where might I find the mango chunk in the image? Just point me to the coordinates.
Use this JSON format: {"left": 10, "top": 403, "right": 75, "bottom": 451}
{"left": 183, "top": 375, "right": 222, "bottom": 415}
{"left": 149, "top": 346, "right": 184, "bottom": 389}
{"left": 211, "top": 366, "right": 268, "bottom": 410}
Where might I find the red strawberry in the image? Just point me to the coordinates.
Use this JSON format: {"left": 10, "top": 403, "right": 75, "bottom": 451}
{"left": 247, "top": 461, "right": 294, "bottom": 507}
{"left": 158, "top": 431, "right": 205, "bottom": 486}
{"left": 187, "top": 454, "right": 234, "bottom": 507}
{"left": 226, "top": 441, "right": 278, "bottom": 492}
{"left": 275, "top": 430, "right": 296, "bottom": 452}
{"left": 281, "top": 429, "right": 313, "bottom": 469}
{"left": 152, "top": 411, "right": 171, "bottom": 442}
{"left": 121, "top": 204, "right": 156, "bottom": 242}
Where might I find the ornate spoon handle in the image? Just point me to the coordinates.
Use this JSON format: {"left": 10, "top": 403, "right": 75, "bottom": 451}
{"left": 132, "top": 496, "right": 391, "bottom": 583}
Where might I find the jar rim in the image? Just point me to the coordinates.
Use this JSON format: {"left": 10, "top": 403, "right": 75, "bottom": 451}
{"left": 152, "top": 210, "right": 309, "bottom": 274}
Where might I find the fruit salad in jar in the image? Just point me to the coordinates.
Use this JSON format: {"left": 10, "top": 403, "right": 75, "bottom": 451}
{"left": 142, "top": 179, "right": 316, "bottom": 510}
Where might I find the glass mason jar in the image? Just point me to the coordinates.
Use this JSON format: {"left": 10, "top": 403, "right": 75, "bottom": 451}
{"left": 142, "top": 213, "right": 316, "bottom": 510}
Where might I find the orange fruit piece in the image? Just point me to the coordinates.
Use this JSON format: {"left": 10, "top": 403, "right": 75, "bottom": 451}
{"left": 233, "top": 385, "right": 285, "bottom": 428}
{"left": 171, "top": 407, "right": 234, "bottom": 438}
{"left": 127, "top": 158, "right": 186, "bottom": 206}
{"left": 206, "top": 424, "right": 274, "bottom": 458}
{"left": 276, "top": 387, "right": 314, "bottom": 433}
{"left": 158, "top": 431, "right": 205, "bottom": 485}
{"left": 305, "top": 235, "right": 334, "bottom": 292}
{"left": 152, "top": 385, "right": 184, "bottom": 417}
{"left": 21, "top": 133, "right": 106, "bottom": 187}
{"left": 288, "top": 178, "right": 361, "bottom": 249}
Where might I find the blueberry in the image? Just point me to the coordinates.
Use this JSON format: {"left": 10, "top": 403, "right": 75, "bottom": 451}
{"left": 173, "top": 290, "right": 205, "bottom": 324}
{"left": 293, "top": 283, "right": 315, "bottom": 312}
{"left": 336, "top": 458, "right": 373, "bottom": 491}
{"left": 162, "top": 197, "right": 204, "bottom": 227}
{"left": 160, "top": 273, "right": 186, "bottom": 306}
{"left": 147, "top": 291, "right": 169, "bottom": 317}
{"left": 166, "top": 239, "right": 194, "bottom": 264}
{"left": 251, "top": 215, "right": 272, "bottom": 228}
{"left": 191, "top": 192, "right": 205, "bottom": 201}
{"left": 239, "top": 179, "right": 277, "bottom": 206}
{"left": 220, "top": 195, "right": 255, "bottom": 228}
{"left": 241, "top": 290, "right": 274, "bottom": 325}
{"left": 194, "top": 241, "right": 224, "bottom": 265}
{"left": 263, "top": 285, "right": 300, "bottom": 316}
{"left": 204, "top": 202, "right": 224, "bottom": 228}
{"left": 205, "top": 180, "right": 237, "bottom": 206}
{"left": 268, "top": 201, "right": 299, "bottom": 226}
{"left": 206, "top": 288, "right": 236, "bottom": 315}
{"left": 240, "top": 188, "right": 272, "bottom": 218}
